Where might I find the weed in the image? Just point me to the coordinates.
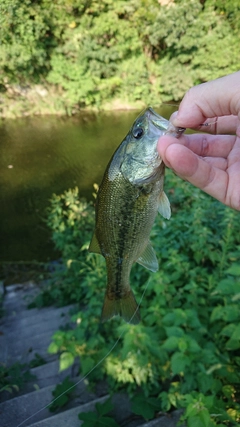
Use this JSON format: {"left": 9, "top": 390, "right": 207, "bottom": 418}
{"left": 29, "top": 353, "right": 47, "bottom": 369}
{"left": 48, "top": 377, "right": 76, "bottom": 412}
{"left": 39, "top": 172, "right": 240, "bottom": 425}
{"left": 78, "top": 398, "right": 120, "bottom": 427}
{"left": 0, "top": 362, "right": 35, "bottom": 395}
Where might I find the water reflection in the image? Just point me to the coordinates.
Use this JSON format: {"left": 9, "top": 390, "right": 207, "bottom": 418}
{"left": 0, "top": 106, "right": 175, "bottom": 261}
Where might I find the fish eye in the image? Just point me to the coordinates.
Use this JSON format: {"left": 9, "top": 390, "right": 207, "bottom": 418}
{"left": 132, "top": 127, "right": 144, "bottom": 139}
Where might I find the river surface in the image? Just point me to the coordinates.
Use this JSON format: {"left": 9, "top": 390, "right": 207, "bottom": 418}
{"left": 0, "top": 105, "right": 175, "bottom": 262}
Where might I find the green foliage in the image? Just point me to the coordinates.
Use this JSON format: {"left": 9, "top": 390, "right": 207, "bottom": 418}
{"left": 28, "top": 353, "right": 47, "bottom": 369}
{"left": 48, "top": 376, "right": 76, "bottom": 412}
{"left": 41, "top": 171, "right": 240, "bottom": 425}
{"left": 31, "top": 187, "right": 97, "bottom": 307}
{"left": 0, "top": 0, "right": 239, "bottom": 114}
{"left": 0, "top": 362, "right": 35, "bottom": 394}
{"left": 206, "top": 0, "right": 240, "bottom": 30}
{"left": 78, "top": 398, "right": 120, "bottom": 427}
{"left": 0, "top": 0, "right": 51, "bottom": 85}
{"left": 131, "top": 395, "right": 160, "bottom": 420}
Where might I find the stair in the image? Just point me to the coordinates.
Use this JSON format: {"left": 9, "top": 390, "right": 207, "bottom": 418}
{"left": 0, "top": 282, "right": 184, "bottom": 427}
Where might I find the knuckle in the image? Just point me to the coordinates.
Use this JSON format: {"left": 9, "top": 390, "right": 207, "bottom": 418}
{"left": 200, "top": 136, "right": 210, "bottom": 156}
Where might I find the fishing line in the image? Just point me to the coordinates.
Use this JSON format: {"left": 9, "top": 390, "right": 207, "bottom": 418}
{"left": 200, "top": 120, "right": 218, "bottom": 126}
{"left": 161, "top": 102, "right": 180, "bottom": 108}
{"left": 16, "top": 277, "right": 151, "bottom": 427}
{"left": 156, "top": 104, "right": 219, "bottom": 129}
{"left": 154, "top": 102, "right": 180, "bottom": 109}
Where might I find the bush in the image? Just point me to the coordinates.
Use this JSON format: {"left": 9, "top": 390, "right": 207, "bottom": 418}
{"left": 0, "top": 0, "right": 239, "bottom": 113}
{"left": 40, "top": 171, "right": 240, "bottom": 425}
{"left": 31, "top": 187, "right": 98, "bottom": 307}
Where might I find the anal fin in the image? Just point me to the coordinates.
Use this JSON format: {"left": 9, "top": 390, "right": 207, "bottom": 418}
{"left": 136, "top": 242, "right": 158, "bottom": 272}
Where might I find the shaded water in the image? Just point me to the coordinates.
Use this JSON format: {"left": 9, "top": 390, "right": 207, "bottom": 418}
{"left": 0, "top": 105, "right": 175, "bottom": 262}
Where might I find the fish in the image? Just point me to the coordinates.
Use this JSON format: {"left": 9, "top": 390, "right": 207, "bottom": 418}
{"left": 89, "top": 107, "right": 185, "bottom": 324}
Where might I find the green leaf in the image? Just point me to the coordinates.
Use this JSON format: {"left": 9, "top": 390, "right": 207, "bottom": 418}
{"left": 48, "top": 377, "right": 75, "bottom": 412}
{"left": 162, "top": 336, "right": 179, "bottom": 351}
{"left": 78, "top": 412, "right": 99, "bottom": 422}
{"left": 96, "top": 417, "right": 119, "bottom": 427}
{"left": 171, "top": 352, "right": 190, "bottom": 375}
{"left": 187, "top": 415, "right": 208, "bottom": 427}
{"left": 131, "top": 395, "right": 160, "bottom": 420}
{"left": 78, "top": 398, "right": 119, "bottom": 427}
{"left": 230, "top": 324, "right": 240, "bottom": 341}
{"left": 226, "top": 264, "right": 240, "bottom": 276}
{"left": 225, "top": 338, "right": 240, "bottom": 350}
{"left": 78, "top": 412, "right": 119, "bottom": 427}
{"left": 199, "top": 408, "right": 212, "bottom": 426}
{"left": 165, "top": 326, "right": 184, "bottom": 337}
{"left": 210, "top": 305, "right": 239, "bottom": 322}
{"left": 222, "top": 384, "right": 235, "bottom": 399}
{"left": 178, "top": 337, "right": 188, "bottom": 352}
{"left": 59, "top": 352, "right": 75, "bottom": 372}
{"left": 159, "top": 391, "right": 171, "bottom": 412}
{"left": 48, "top": 342, "right": 59, "bottom": 354}
{"left": 220, "top": 324, "right": 235, "bottom": 337}
{"left": 95, "top": 398, "right": 113, "bottom": 417}
{"left": 81, "top": 357, "right": 96, "bottom": 376}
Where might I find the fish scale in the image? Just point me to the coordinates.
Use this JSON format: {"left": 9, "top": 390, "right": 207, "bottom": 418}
{"left": 89, "top": 107, "right": 185, "bottom": 324}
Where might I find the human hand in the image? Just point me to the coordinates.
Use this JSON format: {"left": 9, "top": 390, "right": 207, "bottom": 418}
{"left": 157, "top": 71, "right": 240, "bottom": 210}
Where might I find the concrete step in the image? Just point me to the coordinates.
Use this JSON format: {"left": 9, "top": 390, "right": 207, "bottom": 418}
{"left": 0, "top": 384, "right": 55, "bottom": 427}
{"left": 0, "top": 359, "right": 80, "bottom": 403}
{"left": 1, "top": 295, "right": 76, "bottom": 365}
{"left": 28, "top": 393, "right": 137, "bottom": 427}
{"left": 0, "top": 377, "right": 100, "bottom": 427}
{"left": 3, "top": 328, "right": 61, "bottom": 365}
{"left": 2, "top": 282, "right": 42, "bottom": 314}
{"left": 0, "top": 282, "right": 184, "bottom": 427}
{"left": 3, "top": 304, "right": 76, "bottom": 327}
{"left": 27, "top": 395, "right": 184, "bottom": 427}
{"left": 29, "top": 359, "right": 79, "bottom": 389}
{"left": 5, "top": 311, "right": 74, "bottom": 340}
{"left": 29, "top": 395, "right": 109, "bottom": 427}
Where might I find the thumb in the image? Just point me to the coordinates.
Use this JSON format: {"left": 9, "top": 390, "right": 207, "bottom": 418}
{"left": 158, "top": 135, "right": 198, "bottom": 177}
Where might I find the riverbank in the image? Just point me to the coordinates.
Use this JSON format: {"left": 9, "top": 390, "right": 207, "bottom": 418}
{"left": 1, "top": 0, "right": 238, "bottom": 121}
{"left": 0, "top": 84, "right": 146, "bottom": 119}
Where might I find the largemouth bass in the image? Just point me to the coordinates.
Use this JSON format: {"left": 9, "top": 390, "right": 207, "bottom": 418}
{"left": 89, "top": 107, "right": 185, "bottom": 324}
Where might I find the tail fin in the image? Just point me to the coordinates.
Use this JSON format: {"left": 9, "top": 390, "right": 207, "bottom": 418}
{"left": 101, "top": 289, "right": 141, "bottom": 324}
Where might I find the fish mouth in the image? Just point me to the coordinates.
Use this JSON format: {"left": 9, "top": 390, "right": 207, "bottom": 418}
{"left": 147, "top": 107, "right": 169, "bottom": 132}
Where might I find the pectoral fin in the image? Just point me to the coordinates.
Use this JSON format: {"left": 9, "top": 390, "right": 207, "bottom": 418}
{"left": 136, "top": 242, "right": 159, "bottom": 272}
{"left": 88, "top": 232, "right": 102, "bottom": 255}
{"left": 158, "top": 191, "right": 171, "bottom": 220}
{"left": 108, "top": 150, "right": 123, "bottom": 181}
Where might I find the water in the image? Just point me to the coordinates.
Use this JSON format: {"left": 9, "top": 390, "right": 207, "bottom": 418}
{"left": 0, "top": 105, "right": 176, "bottom": 262}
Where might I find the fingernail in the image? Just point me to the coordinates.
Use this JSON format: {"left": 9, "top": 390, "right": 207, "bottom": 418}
{"left": 169, "top": 111, "right": 179, "bottom": 124}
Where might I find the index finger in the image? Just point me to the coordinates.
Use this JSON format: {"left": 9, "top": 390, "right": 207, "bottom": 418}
{"left": 197, "top": 115, "right": 239, "bottom": 135}
{"left": 172, "top": 72, "right": 240, "bottom": 129}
